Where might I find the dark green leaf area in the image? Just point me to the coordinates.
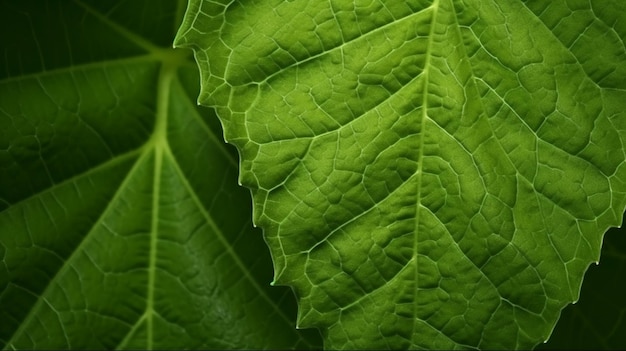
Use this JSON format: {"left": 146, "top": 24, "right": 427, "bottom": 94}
{"left": 0, "top": 0, "right": 321, "bottom": 349}
{"left": 0, "top": 64, "right": 157, "bottom": 210}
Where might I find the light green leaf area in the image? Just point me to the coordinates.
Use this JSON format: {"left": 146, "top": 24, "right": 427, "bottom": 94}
{"left": 0, "top": 0, "right": 319, "bottom": 349}
{"left": 175, "top": 0, "right": 626, "bottom": 349}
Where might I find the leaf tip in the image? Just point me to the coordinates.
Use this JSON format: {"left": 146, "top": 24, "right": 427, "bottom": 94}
{"left": 172, "top": 32, "right": 186, "bottom": 49}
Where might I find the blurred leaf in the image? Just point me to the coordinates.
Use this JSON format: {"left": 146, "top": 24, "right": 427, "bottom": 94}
{"left": 0, "top": 0, "right": 320, "bottom": 349}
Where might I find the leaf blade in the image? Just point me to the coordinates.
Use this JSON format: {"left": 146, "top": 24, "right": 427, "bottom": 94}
{"left": 0, "top": 0, "right": 320, "bottom": 349}
{"left": 177, "top": 0, "right": 626, "bottom": 349}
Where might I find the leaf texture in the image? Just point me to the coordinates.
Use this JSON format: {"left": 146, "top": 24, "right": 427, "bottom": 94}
{"left": 537, "top": 225, "right": 626, "bottom": 350}
{"left": 0, "top": 0, "right": 320, "bottom": 349}
{"left": 175, "top": 0, "right": 626, "bottom": 349}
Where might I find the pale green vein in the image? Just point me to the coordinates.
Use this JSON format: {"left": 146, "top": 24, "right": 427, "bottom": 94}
{"left": 420, "top": 202, "right": 549, "bottom": 319}
{"left": 144, "top": 59, "right": 175, "bottom": 351}
{"left": 474, "top": 76, "right": 607, "bottom": 179}
{"left": 518, "top": 0, "right": 626, "bottom": 91}
{"left": 474, "top": 77, "right": 607, "bottom": 224}
{"left": 411, "top": 0, "right": 439, "bottom": 343}
{"left": 147, "top": 143, "right": 161, "bottom": 351}
{"left": 262, "top": 68, "right": 433, "bottom": 241}
{"left": 233, "top": 5, "right": 433, "bottom": 86}
{"left": 73, "top": 0, "right": 163, "bottom": 56}
{"left": 114, "top": 312, "right": 146, "bottom": 350}
{"left": 253, "top": 67, "right": 428, "bottom": 145}
{"left": 0, "top": 148, "right": 141, "bottom": 215}
{"left": 161, "top": 144, "right": 314, "bottom": 347}
{"left": 1, "top": 149, "right": 150, "bottom": 350}
{"left": 304, "top": 171, "right": 415, "bottom": 256}
{"left": 0, "top": 55, "right": 163, "bottom": 85}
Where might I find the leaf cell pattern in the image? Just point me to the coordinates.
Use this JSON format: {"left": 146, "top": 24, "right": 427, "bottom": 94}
{"left": 175, "top": 0, "right": 626, "bottom": 349}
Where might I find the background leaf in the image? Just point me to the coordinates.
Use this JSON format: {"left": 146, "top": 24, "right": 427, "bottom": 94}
{"left": 0, "top": 0, "right": 320, "bottom": 349}
{"left": 175, "top": 0, "right": 626, "bottom": 349}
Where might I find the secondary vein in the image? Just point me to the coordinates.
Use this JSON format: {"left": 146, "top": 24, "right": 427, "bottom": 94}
{"left": 412, "top": 0, "right": 440, "bottom": 343}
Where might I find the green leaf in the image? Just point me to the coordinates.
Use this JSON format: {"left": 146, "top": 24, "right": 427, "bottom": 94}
{"left": 0, "top": 0, "right": 320, "bottom": 349}
{"left": 537, "top": 225, "right": 626, "bottom": 350}
{"left": 175, "top": 0, "right": 626, "bottom": 349}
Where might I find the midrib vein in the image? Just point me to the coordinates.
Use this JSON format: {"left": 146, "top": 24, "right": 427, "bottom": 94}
{"left": 145, "top": 62, "right": 174, "bottom": 350}
{"left": 146, "top": 148, "right": 160, "bottom": 351}
{"left": 413, "top": 0, "right": 440, "bottom": 339}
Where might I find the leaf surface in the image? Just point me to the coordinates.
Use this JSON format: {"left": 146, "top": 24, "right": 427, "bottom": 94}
{"left": 0, "top": 0, "right": 320, "bottom": 349}
{"left": 175, "top": 0, "right": 626, "bottom": 349}
{"left": 538, "top": 225, "right": 626, "bottom": 350}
